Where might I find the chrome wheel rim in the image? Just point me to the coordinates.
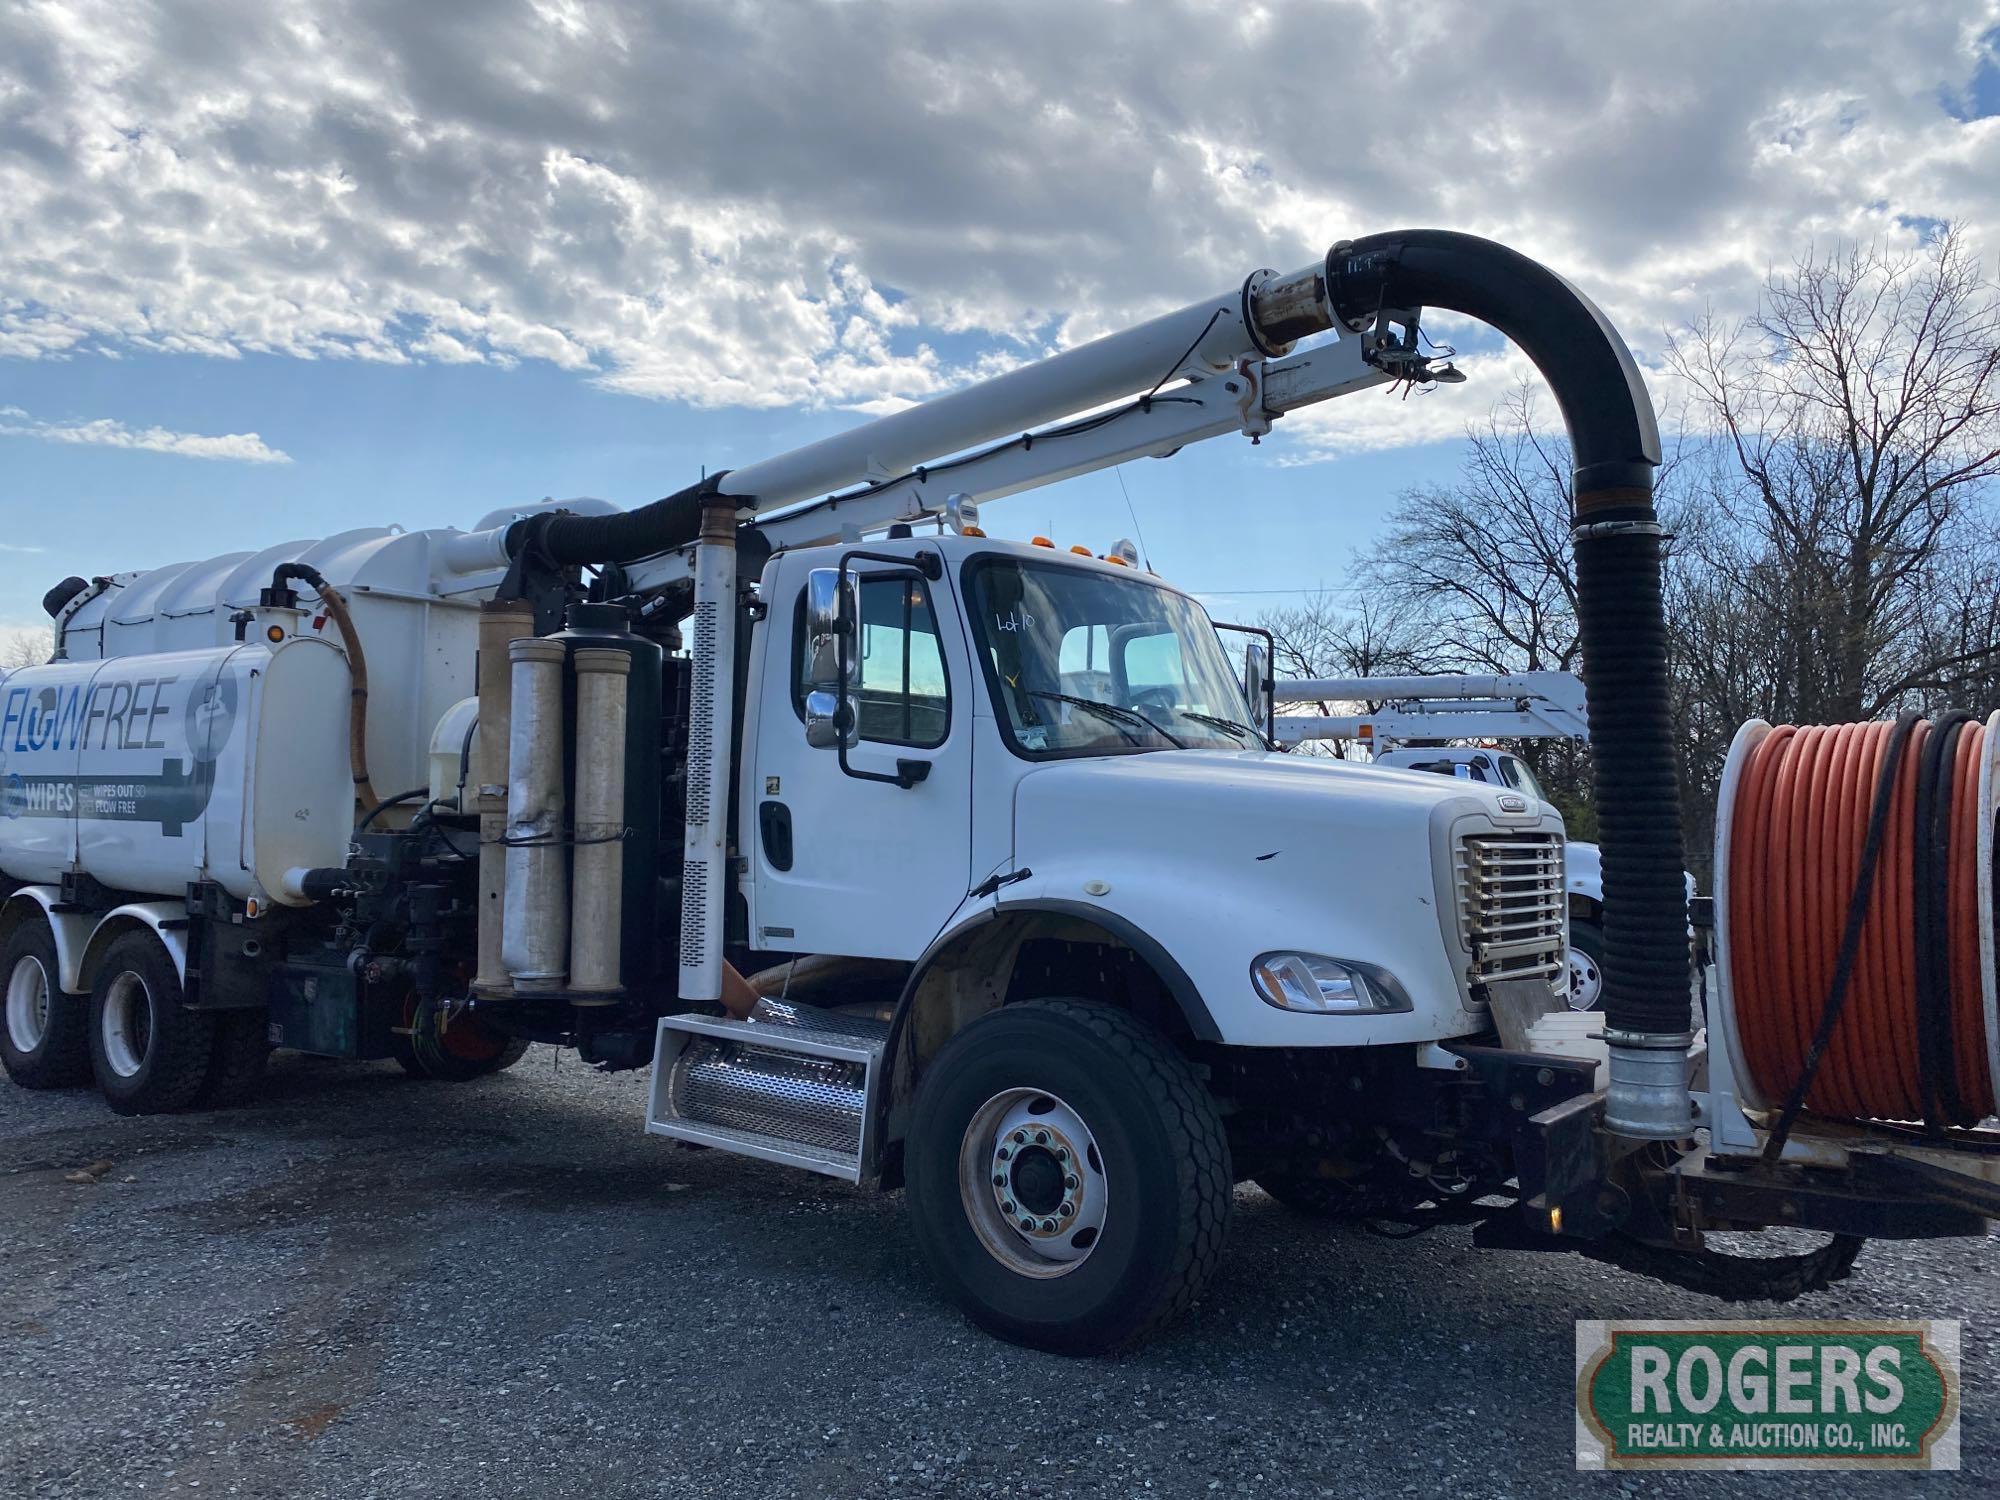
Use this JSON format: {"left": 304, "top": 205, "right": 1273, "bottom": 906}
{"left": 958, "top": 1087, "right": 1108, "bottom": 1278}
{"left": 1566, "top": 947, "right": 1603, "bottom": 1011}
{"left": 101, "top": 970, "right": 152, "bottom": 1078}
{"left": 5, "top": 955, "right": 51, "bottom": 1053}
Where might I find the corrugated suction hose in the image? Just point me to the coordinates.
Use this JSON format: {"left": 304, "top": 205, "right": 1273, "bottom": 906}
{"left": 1725, "top": 716, "right": 1998, "bottom": 1131}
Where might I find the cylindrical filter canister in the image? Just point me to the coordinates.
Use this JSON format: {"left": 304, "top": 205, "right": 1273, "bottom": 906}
{"left": 1716, "top": 714, "right": 2000, "bottom": 1126}
{"left": 569, "top": 647, "right": 631, "bottom": 999}
{"left": 502, "top": 637, "right": 568, "bottom": 993}
{"left": 474, "top": 600, "right": 533, "bottom": 994}
{"left": 549, "top": 602, "right": 664, "bottom": 988}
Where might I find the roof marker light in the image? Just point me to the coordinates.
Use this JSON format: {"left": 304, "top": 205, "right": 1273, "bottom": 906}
{"left": 945, "top": 493, "right": 982, "bottom": 537}
{"left": 1031, "top": 536, "right": 1055, "bottom": 548}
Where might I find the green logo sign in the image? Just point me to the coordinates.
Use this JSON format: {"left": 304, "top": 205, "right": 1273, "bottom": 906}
{"left": 1576, "top": 1320, "right": 1960, "bottom": 1471}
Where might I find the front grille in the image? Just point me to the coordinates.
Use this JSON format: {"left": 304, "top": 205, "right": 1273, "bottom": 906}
{"left": 1456, "top": 832, "right": 1565, "bottom": 988}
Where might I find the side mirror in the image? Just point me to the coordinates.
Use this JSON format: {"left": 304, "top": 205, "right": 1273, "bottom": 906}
{"left": 804, "top": 688, "right": 852, "bottom": 750}
{"left": 804, "top": 568, "right": 859, "bottom": 748}
{"left": 1242, "top": 639, "right": 1272, "bottom": 738}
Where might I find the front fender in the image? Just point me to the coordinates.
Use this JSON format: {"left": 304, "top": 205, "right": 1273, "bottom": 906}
{"left": 1001, "top": 853, "right": 1486, "bottom": 1048}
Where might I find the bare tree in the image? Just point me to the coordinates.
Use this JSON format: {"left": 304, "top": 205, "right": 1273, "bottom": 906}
{"left": 1669, "top": 228, "right": 2000, "bottom": 723}
{"left": 0, "top": 625, "right": 53, "bottom": 669}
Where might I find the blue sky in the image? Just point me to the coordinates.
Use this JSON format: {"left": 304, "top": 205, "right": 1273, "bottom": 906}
{"left": 0, "top": 331, "right": 1472, "bottom": 630}
{"left": 3, "top": 1, "right": 1997, "bottom": 646}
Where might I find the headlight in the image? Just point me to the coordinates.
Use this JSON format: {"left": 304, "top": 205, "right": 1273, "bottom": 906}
{"left": 1250, "top": 952, "right": 1412, "bottom": 1014}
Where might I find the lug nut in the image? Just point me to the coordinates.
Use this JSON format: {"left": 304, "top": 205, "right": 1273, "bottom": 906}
{"left": 1055, "top": 1147, "right": 1070, "bottom": 1162}
{"left": 1002, "top": 1199, "right": 1016, "bottom": 1215}
{"left": 1040, "top": 1218, "right": 1056, "bottom": 1232}
{"left": 993, "top": 1173, "right": 1006, "bottom": 1187}
{"left": 1064, "top": 1173, "right": 1079, "bottom": 1189}
{"left": 997, "top": 1147, "right": 1011, "bottom": 1161}
{"left": 1012, "top": 1130, "right": 1027, "bottom": 1144}
{"left": 1060, "top": 1201, "right": 1074, "bottom": 1216}
{"left": 1020, "top": 1217, "right": 1035, "bottom": 1231}
{"left": 1034, "top": 1130, "right": 1050, "bottom": 1145}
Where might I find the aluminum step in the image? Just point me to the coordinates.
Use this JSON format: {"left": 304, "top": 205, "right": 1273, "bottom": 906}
{"left": 645, "top": 999, "right": 889, "bottom": 1183}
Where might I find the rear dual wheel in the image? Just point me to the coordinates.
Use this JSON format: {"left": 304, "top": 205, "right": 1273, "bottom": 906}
{"left": 88, "top": 931, "right": 216, "bottom": 1115}
{"left": 1, "top": 918, "right": 91, "bottom": 1089}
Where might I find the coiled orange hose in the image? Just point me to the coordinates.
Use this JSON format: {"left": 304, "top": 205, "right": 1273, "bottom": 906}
{"left": 1728, "top": 718, "right": 1995, "bottom": 1125}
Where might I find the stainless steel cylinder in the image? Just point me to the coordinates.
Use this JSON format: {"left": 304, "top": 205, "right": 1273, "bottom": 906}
{"left": 474, "top": 601, "right": 532, "bottom": 994}
{"left": 502, "top": 636, "right": 568, "bottom": 994}
{"left": 568, "top": 647, "right": 631, "bottom": 1000}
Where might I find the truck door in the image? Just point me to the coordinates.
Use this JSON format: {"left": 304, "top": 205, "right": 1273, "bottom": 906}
{"left": 748, "top": 554, "right": 974, "bottom": 960}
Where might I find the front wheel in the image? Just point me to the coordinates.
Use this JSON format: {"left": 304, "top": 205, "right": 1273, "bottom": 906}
{"left": 905, "top": 1000, "right": 1231, "bottom": 1355}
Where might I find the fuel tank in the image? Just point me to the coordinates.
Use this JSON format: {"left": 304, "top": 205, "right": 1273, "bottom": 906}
{"left": 0, "top": 635, "right": 353, "bottom": 905}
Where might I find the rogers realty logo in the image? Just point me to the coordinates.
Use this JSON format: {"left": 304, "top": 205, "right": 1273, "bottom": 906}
{"left": 1576, "top": 1320, "right": 1960, "bottom": 1471}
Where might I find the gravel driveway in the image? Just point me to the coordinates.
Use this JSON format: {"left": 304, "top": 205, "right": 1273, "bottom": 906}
{"left": 2, "top": 1051, "right": 1991, "bottom": 1498}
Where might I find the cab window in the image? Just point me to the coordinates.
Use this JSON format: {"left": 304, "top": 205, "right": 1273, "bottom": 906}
{"left": 792, "top": 574, "right": 950, "bottom": 748}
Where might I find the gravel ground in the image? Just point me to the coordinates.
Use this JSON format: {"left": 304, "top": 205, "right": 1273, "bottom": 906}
{"left": 1, "top": 1049, "right": 1992, "bottom": 1499}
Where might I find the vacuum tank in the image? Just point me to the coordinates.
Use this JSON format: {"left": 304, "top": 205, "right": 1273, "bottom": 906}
{"left": 0, "top": 636, "right": 354, "bottom": 905}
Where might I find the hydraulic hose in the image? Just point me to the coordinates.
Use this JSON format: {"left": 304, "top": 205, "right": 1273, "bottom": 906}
{"left": 270, "top": 562, "right": 380, "bottom": 813}
{"left": 1324, "top": 230, "right": 1688, "bottom": 1136}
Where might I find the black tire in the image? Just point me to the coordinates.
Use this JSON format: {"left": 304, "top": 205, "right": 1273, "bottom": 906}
{"left": 195, "top": 1010, "right": 271, "bottom": 1108}
{"left": 87, "top": 931, "right": 216, "bottom": 1115}
{"left": 0, "top": 917, "right": 91, "bottom": 1089}
{"left": 399, "top": 994, "right": 531, "bottom": 1082}
{"left": 1566, "top": 918, "right": 1606, "bottom": 1012}
{"left": 905, "top": 999, "right": 1231, "bottom": 1355}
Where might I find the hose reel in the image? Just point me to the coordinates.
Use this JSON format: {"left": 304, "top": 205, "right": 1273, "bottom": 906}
{"left": 1714, "top": 713, "right": 2000, "bottom": 1135}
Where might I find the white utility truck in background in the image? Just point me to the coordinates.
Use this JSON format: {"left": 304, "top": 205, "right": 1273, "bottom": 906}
{"left": 1273, "top": 672, "right": 1617, "bottom": 1008}
{"left": 5, "top": 231, "right": 1990, "bottom": 1354}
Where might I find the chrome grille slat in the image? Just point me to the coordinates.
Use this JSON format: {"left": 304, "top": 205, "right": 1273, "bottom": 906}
{"left": 1456, "top": 831, "right": 1565, "bottom": 987}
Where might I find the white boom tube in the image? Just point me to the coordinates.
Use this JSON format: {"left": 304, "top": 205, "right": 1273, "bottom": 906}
{"left": 718, "top": 270, "right": 1308, "bottom": 512}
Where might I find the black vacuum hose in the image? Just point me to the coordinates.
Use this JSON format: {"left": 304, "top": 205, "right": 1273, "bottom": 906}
{"left": 516, "top": 471, "right": 733, "bottom": 568}
{"left": 1327, "top": 230, "right": 1691, "bottom": 1045}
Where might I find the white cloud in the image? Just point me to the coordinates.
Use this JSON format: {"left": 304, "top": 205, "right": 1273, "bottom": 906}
{"left": 0, "top": 0, "right": 1996, "bottom": 441}
{"left": 0, "top": 405, "right": 291, "bottom": 463}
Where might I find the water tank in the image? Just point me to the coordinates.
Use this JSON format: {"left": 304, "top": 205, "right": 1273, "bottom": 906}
{"left": 0, "top": 636, "right": 353, "bottom": 905}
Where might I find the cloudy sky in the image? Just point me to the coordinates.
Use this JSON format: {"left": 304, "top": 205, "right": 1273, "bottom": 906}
{"left": 3, "top": 0, "right": 1998, "bottom": 640}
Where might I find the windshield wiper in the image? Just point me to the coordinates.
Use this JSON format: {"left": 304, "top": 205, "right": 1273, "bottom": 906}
{"left": 1026, "top": 690, "right": 1187, "bottom": 748}
{"left": 1174, "top": 709, "right": 1264, "bottom": 744}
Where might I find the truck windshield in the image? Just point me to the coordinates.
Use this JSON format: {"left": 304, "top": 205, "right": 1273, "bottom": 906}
{"left": 965, "top": 556, "right": 1256, "bottom": 756}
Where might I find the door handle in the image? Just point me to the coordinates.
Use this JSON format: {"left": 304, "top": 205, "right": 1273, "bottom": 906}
{"left": 758, "top": 800, "right": 793, "bottom": 870}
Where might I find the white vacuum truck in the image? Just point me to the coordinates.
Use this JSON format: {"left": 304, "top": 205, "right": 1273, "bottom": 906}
{"left": 5, "top": 232, "right": 1994, "bottom": 1354}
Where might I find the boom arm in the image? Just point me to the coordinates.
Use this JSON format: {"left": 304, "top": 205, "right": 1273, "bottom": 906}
{"left": 1274, "top": 672, "right": 1590, "bottom": 750}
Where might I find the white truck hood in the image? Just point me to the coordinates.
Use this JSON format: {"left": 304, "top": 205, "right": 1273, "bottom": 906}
{"left": 1001, "top": 749, "right": 1564, "bottom": 1047}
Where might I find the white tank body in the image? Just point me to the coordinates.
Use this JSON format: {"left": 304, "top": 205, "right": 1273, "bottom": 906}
{"left": 0, "top": 636, "right": 354, "bottom": 905}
